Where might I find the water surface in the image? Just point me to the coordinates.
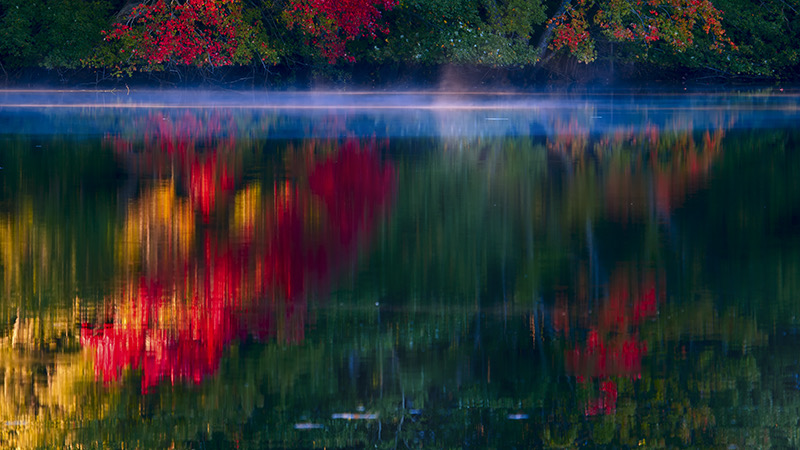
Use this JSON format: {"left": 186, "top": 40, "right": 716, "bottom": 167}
{"left": 1, "top": 89, "right": 800, "bottom": 448}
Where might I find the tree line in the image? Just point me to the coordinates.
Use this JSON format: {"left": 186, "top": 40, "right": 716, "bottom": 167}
{"left": 0, "top": 0, "right": 797, "bottom": 84}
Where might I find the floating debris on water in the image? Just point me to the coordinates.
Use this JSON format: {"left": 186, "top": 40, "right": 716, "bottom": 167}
{"left": 332, "top": 413, "right": 379, "bottom": 420}
{"left": 507, "top": 413, "right": 529, "bottom": 420}
{"left": 294, "top": 423, "right": 324, "bottom": 430}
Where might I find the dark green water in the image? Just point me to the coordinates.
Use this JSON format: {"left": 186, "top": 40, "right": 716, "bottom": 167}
{"left": 1, "top": 90, "right": 800, "bottom": 448}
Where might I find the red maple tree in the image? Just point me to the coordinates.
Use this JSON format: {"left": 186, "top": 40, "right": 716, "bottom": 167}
{"left": 284, "top": 0, "right": 399, "bottom": 63}
{"left": 103, "top": 0, "right": 274, "bottom": 70}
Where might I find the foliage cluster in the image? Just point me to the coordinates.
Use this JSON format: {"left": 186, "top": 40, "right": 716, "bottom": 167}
{"left": 95, "top": 0, "right": 278, "bottom": 75}
{"left": 0, "top": 0, "right": 797, "bottom": 81}
{"left": 548, "top": 0, "right": 736, "bottom": 63}
{"left": 0, "top": 0, "right": 112, "bottom": 69}
{"left": 284, "top": 0, "right": 399, "bottom": 63}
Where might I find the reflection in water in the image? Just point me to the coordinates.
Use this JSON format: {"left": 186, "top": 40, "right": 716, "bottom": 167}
{"left": 561, "top": 266, "right": 664, "bottom": 416}
{"left": 1, "top": 95, "right": 800, "bottom": 447}
{"left": 82, "top": 127, "right": 396, "bottom": 392}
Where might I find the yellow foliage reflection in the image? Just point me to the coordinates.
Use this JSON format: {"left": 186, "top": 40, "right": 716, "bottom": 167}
{"left": 119, "top": 179, "right": 196, "bottom": 274}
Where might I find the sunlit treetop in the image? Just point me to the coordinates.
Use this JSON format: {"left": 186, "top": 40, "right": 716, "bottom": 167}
{"left": 548, "top": 0, "right": 737, "bottom": 63}
{"left": 284, "top": 0, "right": 399, "bottom": 63}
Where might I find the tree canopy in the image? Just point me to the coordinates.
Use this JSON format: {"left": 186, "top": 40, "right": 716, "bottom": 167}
{"left": 0, "top": 0, "right": 797, "bottom": 81}
{"left": 548, "top": 0, "right": 736, "bottom": 63}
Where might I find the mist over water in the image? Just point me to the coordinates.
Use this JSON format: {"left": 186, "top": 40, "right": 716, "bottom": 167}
{"left": 2, "top": 88, "right": 800, "bottom": 447}
{"left": 2, "top": 88, "right": 798, "bottom": 138}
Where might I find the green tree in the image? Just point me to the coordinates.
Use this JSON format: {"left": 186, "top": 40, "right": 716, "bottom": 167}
{"left": 378, "top": 0, "right": 547, "bottom": 65}
{"left": 0, "top": 0, "right": 112, "bottom": 69}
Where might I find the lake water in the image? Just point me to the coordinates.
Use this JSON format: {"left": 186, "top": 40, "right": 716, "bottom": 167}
{"left": 1, "top": 89, "right": 800, "bottom": 448}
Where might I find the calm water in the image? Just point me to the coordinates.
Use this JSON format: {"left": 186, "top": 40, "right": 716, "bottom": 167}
{"left": 1, "top": 90, "right": 800, "bottom": 448}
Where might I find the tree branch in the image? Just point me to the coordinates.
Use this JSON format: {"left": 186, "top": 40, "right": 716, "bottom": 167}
{"left": 0, "top": 58, "right": 8, "bottom": 83}
{"left": 534, "top": 0, "right": 573, "bottom": 65}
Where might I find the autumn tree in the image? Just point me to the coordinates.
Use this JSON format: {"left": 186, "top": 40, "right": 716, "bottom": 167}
{"left": 2, "top": 0, "right": 796, "bottom": 79}
{"left": 95, "top": 0, "right": 277, "bottom": 74}
{"left": 283, "top": 0, "right": 399, "bottom": 63}
{"left": 547, "top": 0, "right": 737, "bottom": 63}
{"left": 656, "top": 0, "right": 800, "bottom": 79}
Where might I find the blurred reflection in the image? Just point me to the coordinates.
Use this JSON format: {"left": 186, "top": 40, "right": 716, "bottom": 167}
{"left": 110, "top": 110, "right": 242, "bottom": 218}
{"left": 1, "top": 101, "right": 800, "bottom": 448}
{"left": 547, "top": 115, "right": 725, "bottom": 225}
{"left": 79, "top": 117, "right": 396, "bottom": 392}
{"left": 558, "top": 266, "right": 665, "bottom": 415}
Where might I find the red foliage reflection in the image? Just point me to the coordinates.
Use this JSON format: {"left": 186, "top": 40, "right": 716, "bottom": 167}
{"left": 110, "top": 111, "right": 241, "bottom": 219}
{"left": 310, "top": 141, "right": 396, "bottom": 247}
{"left": 558, "top": 266, "right": 665, "bottom": 416}
{"left": 85, "top": 123, "right": 395, "bottom": 393}
{"left": 585, "top": 379, "right": 618, "bottom": 416}
{"left": 190, "top": 156, "right": 237, "bottom": 217}
{"left": 81, "top": 275, "right": 243, "bottom": 391}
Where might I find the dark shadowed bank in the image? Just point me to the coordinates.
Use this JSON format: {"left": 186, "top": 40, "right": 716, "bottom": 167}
{"left": 0, "top": 58, "right": 788, "bottom": 91}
